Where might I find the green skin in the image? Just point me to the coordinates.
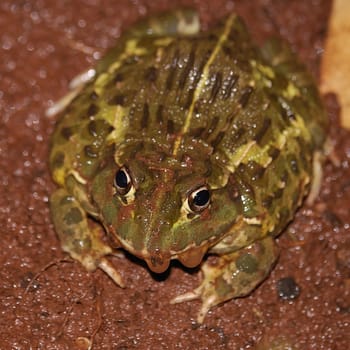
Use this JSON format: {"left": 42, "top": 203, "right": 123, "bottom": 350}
{"left": 49, "top": 9, "right": 327, "bottom": 323}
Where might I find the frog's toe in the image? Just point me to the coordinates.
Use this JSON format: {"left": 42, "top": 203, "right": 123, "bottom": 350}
{"left": 171, "top": 284, "right": 220, "bottom": 324}
{"left": 171, "top": 289, "right": 201, "bottom": 304}
{"left": 46, "top": 89, "right": 80, "bottom": 117}
{"left": 98, "top": 257, "right": 125, "bottom": 288}
{"left": 69, "top": 68, "right": 96, "bottom": 89}
{"left": 196, "top": 294, "right": 220, "bottom": 324}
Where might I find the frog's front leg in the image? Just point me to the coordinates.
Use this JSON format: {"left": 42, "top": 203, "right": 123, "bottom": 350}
{"left": 172, "top": 236, "right": 279, "bottom": 323}
{"left": 50, "top": 188, "right": 125, "bottom": 287}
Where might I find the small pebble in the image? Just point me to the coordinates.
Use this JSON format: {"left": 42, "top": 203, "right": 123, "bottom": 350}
{"left": 276, "top": 276, "right": 300, "bottom": 300}
{"left": 335, "top": 243, "right": 350, "bottom": 275}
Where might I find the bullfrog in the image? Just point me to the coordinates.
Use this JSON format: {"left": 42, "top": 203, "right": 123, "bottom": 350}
{"left": 48, "top": 9, "right": 327, "bottom": 323}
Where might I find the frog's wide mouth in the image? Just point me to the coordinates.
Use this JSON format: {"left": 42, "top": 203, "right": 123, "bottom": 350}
{"left": 144, "top": 244, "right": 209, "bottom": 273}
{"left": 115, "top": 234, "right": 211, "bottom": 273}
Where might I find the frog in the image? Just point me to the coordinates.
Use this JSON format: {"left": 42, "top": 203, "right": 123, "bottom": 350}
{"left": 48, "top": 8, "right": 328, "bottom": 323}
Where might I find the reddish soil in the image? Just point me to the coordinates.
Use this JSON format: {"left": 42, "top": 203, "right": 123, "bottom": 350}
{"left": 1, "top": 0, "right": 349, "bottom": 349}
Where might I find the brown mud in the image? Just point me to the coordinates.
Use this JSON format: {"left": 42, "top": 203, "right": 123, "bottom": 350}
{"left": 1, "top": 0, "right": 349, "bottom": 349}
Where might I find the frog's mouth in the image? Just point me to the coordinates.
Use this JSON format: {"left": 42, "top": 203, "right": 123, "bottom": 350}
{"left": 143, "top": 244, "right": 209, "bottom": 273}
{"left": 116, "top": 235, "right": 209, "bottom": 273}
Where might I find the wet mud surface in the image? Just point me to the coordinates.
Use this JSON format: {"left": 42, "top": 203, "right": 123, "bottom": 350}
{"left": 1, "top": 0, "right": 349, "bottom": 349}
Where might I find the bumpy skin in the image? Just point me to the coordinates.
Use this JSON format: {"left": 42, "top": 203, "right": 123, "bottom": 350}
{"left": 49, "top": 9, "right": 327, "bottom": 322}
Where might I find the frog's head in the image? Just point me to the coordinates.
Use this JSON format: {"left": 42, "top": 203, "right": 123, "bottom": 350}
{"left": 91, "top": 141, "right": 240, "bottom": 273}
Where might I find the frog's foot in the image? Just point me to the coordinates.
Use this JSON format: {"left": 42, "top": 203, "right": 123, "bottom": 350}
{"left": 46, "top": 68, "right": 96, "bottom": 117}
{"left": 128, "top": 8, "right": 200, "bottom": 38}
{"left": 171, "top": 236, "right": 279, "bottom": 323}
{"left": 50, "top": 188, "right": 125, "bottom": 288}
{"left": 170, "top": 284, "right": 214, "bottom": 324}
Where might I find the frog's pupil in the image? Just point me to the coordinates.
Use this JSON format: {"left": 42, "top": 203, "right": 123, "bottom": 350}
{"left": 193, "top": 189, "right": 210, "bottom": 207}
{"left": 115, "top": 169, "right": 128, "bottom": 188}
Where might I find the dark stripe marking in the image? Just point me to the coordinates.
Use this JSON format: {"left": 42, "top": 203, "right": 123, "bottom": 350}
{"left": 90, "top": 91, "right": 98, "bottom": 100}
{"left": 156, "top": 104, "right": 164, "bottom": 123}
{"left": 179, "top": 48, "right": 196, "bottom": 89}
{"left": 247, "top": 161, "right": 266, "bottom": 181}
{"left": 87, "top": 120, "right": 113, "bottom": 138}
{"left": 223, "top": 73, "right": 239, "bottom": 99}
{"left": 84, "top": 144, "right": 98, "bottom": 158}
{"left": 108, "top": 94, "right": 125, "bottom": 106}
{"left": 281, "top": 170, "right": 289, "bottom": 184}
{"left": 232, "top": 126, "right": 245, "bottom": 142}
{"left": 190, "top": 127, "right": 206, "bottom": 138}
{"left": 254, "top": 117, "right": 271, "bottom": 143}
{"left": 222, "top": 45, "right": 233, "bottom": 57}
{"left": 141, "top": 103, "right": 150, "bottom": 129}
{"left": 262, "top": 195, "right": 274, "bottom": 208}
{"left": 274, "top": 188, "right": 283, "bottom": 199}
{"left": 268, "top": 146, "right": 281, "bottom": 161}
{"left": 279, "top": 96, "right": 296, "bottom": 122}
{"left": 144, "top": 66, "right": 158, "bottom": 82}
{"left": 61, "top": 127, "right": 73, "bottom": 140}
{"left": 239, "top": 86, "right": 254, "bottom": 108}
{"left": 167, "top": 119, "right": 175, "bottom": 134}
{"left": 166, "top": 49, "right": 180, "bottom": 90}
{"left": 208, "top": 116, "right": 219, "bottom": 134}
{"left": 211, "top": 131, "right": 225, "bottom": 148}
{"left": 289, "top": 156, "right": 299, "bottom": 174}
{"left": 184, "top": 87, "right": 196, "bottom": 109}
{"left": 114, "top": 73, "right": 124, "bottom": 83}
{"left": 87, "top": 104, "right": 99, "bottom": 117}
{"left": 209, "top": 72, "right": 223, "bottom": 103}
{"left": 184, "top": 55, "right": 207, "bottom": 109}
{"left": 52, "top": 152, "right": 65, "bottom": 169}
{"left": 88, "top": 120, "right": 98, "bottom": 137}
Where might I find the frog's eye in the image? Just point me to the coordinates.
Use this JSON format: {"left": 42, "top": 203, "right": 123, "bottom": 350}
{"left": 114, "top": 167, "right": 132, "bottom": 195}
{"left": 187, "top": 186, "right": 211, "bottom": 213}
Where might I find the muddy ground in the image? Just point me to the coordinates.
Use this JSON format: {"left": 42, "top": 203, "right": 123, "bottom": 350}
{"left": 1, "top": 0, "right": 349, "bottom": 349}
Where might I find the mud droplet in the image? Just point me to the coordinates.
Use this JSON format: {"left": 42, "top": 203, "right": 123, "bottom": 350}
{"left": 277, "top": 276, "right": 300, "bottom": 300}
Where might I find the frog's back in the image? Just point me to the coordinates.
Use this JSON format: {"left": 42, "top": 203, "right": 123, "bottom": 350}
{"left": 49, "top": 14, "right": 261, "bottom": 184}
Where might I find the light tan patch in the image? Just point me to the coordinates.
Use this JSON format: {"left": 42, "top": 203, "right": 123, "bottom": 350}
{"left": 242, "top": 217, "right": 262, "bottom": 225}
{"left": 69, "top": 170, "right": 87, "bottom": 185}
{"left": 321, "top": 0, "right": 350, "bottom": 129}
